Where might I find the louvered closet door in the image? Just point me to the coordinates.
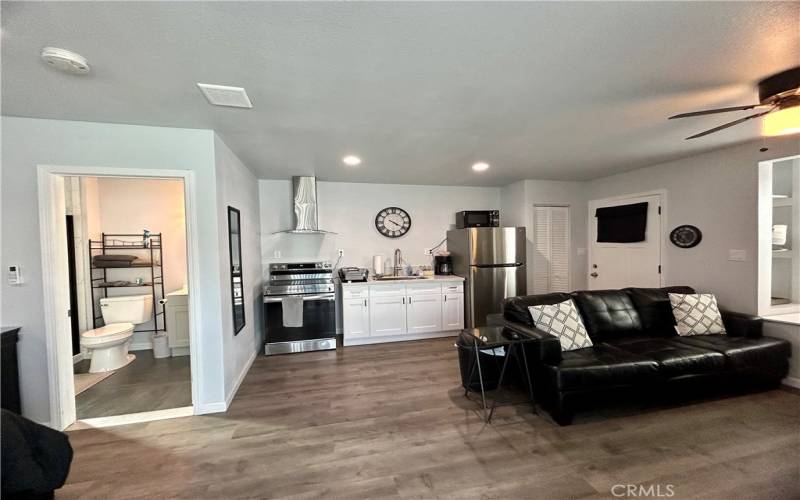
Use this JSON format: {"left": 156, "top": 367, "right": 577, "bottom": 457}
{"left": 533, "top": 206, "right": 570, "bottom": 294}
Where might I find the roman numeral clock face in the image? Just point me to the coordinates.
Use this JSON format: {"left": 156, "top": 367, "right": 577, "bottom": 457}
{"left": 375, "top": 207, "right": 411, "bottom": 238}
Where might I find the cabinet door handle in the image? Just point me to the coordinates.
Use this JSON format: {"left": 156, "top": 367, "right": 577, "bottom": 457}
{"left": 364, "top": 299, "right": 367, "bottom": 307}
{"left": 402, "top": 297, "right": 405, "bottom": 304}
{"left": 444, "top": 295, "right": 447, "bottom": 302}
{"left": 408, "top": 296, "right": 412, "bottom": 304}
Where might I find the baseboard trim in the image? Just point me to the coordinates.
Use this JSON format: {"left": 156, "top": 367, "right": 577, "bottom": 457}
{"left": 196, "top": 401, "right": 227, "bottom": 414}
{"left": 68, "top": 406, "right": 193, "bottom": 430}
{"left": 129, "top": 341, "right": 153, "bottom": 351}
{"left": 781, "top": 376, "right": 800, "bottom": 389}
{"left": 344, "top": 330, "right": 458, "bottom": 346}
{"left": 225, "top": 350, "right": 257, "bottom": 408}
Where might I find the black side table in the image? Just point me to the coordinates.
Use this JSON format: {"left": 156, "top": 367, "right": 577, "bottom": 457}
{"left": 459, "top": 326, "right": 535, "bottom": 422}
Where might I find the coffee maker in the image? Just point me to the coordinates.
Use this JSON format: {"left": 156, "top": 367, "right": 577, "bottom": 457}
{"left": 434, "top": 255, "right": 453, "bottom": 275}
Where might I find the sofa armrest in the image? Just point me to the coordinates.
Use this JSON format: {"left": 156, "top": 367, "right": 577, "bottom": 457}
{"left": 504, "top": 321, "right": 562, "bottom": 364}
{"left": 720, "top": 309, "right": 763, "bottom": 338}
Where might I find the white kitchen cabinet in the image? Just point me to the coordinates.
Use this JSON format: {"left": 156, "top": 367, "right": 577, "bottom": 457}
{"left": 341, "top": 278, "right": 464, "bottom": 346}
{"left": 407, "top": 293, "right": 442, "bottom": 333}
{"left": 369, "top": 295, "right": 407, "bottom": 336}
{"left": 442, "top": 292, "right": 465, "bottom": 331}
{"left": 342, "top": 297, "right": 370, "bottom": 338}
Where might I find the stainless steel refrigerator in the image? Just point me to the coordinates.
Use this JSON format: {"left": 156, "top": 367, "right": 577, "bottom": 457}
{"left": 447, "top": 227, "right": 527, "bottom": 328}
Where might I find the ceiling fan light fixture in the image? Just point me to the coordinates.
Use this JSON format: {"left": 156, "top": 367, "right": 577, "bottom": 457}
{"left": 762, "top": 107, "right": 800, "bottom": 137}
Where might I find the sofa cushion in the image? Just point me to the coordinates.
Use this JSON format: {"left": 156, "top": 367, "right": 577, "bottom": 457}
{"left": 528, "top": 299, "right": 593, "bottom": 352}
{"left": 607, "top": 337, "right": 725, "bottom": 378}
{"left": 673, "top": 335, "right": 791, "bottom": 370}
{"left": 541, "top": 344, "right": 659, "bottom": 391}
{"left": 571, "top": 290, "right": 643, "bottom": 341}
{"left": 503, "top": 292, "right": 571, "bottom": 327}
{"left": 669, "top": 293, "right": 726, "bottom": 336}
{"left": 625, "top": 286, "right": 696, "bottom": 337}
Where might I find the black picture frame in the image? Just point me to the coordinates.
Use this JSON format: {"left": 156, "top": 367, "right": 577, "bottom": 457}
{"left": 228, "top": 206, "right": 245, "bottom": 335}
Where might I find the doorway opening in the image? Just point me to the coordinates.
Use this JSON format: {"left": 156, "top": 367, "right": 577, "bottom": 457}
{"left": 38, "top": 166, "right": 201, "bottom": 430}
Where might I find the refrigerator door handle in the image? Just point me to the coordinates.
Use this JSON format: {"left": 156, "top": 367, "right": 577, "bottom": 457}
{"left": 472, "top": 262, "right": 524, "bottom": 268}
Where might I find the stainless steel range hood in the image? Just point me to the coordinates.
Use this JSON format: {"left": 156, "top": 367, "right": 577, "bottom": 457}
{"left": 273, "top": 176, "right": 336, "bottom": 234}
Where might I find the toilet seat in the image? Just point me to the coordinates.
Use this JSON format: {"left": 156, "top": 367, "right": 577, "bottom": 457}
{"left": 80, "top": 323, "right": 134, "bottom": 347}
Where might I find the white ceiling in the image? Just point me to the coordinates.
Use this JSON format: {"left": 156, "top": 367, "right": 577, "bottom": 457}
{"left": 2, "top": 2, "right": 798, "bottom": 185}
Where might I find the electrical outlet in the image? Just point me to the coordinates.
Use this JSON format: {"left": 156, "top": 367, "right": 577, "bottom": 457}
{"left": 423, "top": 248, "right": 431, "bottom": 256}
{"left": 273, "top": 250, "right": 281, "bottom": 259}
{"left": 338, "top": 249, "right": 344, "bottom": 258}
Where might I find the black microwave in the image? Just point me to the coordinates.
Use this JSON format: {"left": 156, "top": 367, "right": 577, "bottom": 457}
{"left": 456, "top": 210, "right": 500, "bottom": 228}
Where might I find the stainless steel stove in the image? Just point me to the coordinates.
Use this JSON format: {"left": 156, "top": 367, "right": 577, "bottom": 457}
{"left": 263, "top": 261, "right": 336, "bottom": 355}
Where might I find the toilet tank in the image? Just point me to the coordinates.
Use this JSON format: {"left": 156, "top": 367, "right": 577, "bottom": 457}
{"left": 100, "top": 294, "right": 154, "bottom": 324}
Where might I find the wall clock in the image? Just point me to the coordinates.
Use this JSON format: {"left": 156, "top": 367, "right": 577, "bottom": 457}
{"left": 670, "top": 225, "right": 702, "bottom": 248}
{"left": 375, "top": 207, "right": 411, "bottom": 238}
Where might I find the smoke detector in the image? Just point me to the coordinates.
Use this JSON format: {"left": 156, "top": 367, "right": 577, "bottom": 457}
{"left": 40, "top": 47, "right": 90, "bottom": 75}
{"left": 196, "top": 83, "right": 253, "bottom": 108}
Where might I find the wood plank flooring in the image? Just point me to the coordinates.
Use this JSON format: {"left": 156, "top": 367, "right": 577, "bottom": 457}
{"left": 62, "top": 337, "right": 800, "bottom": 499}
{"left": 74, "top": 350, "right": 191, "bottom": 419}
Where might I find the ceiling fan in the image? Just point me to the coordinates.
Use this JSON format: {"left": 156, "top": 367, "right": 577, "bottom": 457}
{"left": 669, "top": 66, "right": 800, "bottom": 139}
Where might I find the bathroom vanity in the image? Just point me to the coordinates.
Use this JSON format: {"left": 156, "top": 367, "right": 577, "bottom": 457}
{"left": 165, "top": 287, "right": 190, "bottom": 356}
{"left": 340, "top": 276, "right": 464, "bottom": 346}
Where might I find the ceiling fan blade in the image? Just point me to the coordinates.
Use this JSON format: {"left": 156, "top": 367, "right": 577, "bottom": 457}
{"left": 669, "top": 104, "right": 763, "bottom": 119}
{"left": 685, "top": 109, "right": 774, "bottom": 139}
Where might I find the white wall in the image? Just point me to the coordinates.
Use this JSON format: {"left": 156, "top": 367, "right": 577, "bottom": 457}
{"left": 214, "top": 134, "right": 263, "bottom": 404}
{"left": 0, "top": 116, "right": 227, "bottom": 424}
{"left": 587, "top": 136, "right": 800, "bottom": 314}
{"left": 260, "top": 180, "right": 501, "bottom": 273}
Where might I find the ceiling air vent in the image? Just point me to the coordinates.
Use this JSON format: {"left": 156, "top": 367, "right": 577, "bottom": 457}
{"left": 196, "top": 83, "right": 253, "bottom": 108}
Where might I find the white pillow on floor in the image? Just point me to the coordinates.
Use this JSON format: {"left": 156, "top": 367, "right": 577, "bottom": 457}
{"left": 669, "top": 293, "right": 726, "bottom": 336}
{"left": 528, "top": 299, "right": 593, "bottom": 352}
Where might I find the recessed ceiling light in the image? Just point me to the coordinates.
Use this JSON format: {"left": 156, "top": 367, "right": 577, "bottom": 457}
{"left": 472, "top": 162, "right": 490, "bottom": 172}
{"left": 342, "top": 155, "right": 362, "bottom": 166}
{"left": 40, "top": 47, "right": 90, "bottom": 75}
{"left": 196, "top": 83, "right": 253, "bottom": 108}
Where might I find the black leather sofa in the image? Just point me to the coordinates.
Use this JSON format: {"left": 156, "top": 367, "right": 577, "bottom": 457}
{"left": 503, "top": 286, "right": 791, "bottom": 425}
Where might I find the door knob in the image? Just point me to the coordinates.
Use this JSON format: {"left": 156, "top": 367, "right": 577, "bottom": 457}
{"left": 590, "top": 272, "right": 599, "bottom": 278}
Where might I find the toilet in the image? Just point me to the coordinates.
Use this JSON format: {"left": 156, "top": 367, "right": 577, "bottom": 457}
{"left": 81, "top": 294, "right": 153, "bottom": 373}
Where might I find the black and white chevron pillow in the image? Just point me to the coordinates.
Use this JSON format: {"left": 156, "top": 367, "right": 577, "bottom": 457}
{"left": 529, "top": 299, "right": 593, "bottom": 351}
{"left": 669, "top": 293, "right": 726, "bottom": 336}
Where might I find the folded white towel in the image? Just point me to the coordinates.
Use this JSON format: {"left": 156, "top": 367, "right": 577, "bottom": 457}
{"left": 282, "top": 296, "right": 304, "bottom": 328}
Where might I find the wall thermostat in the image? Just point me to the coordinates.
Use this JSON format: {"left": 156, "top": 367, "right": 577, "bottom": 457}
{"left": 8, "top": 265, "right": 23, "bottom": 285}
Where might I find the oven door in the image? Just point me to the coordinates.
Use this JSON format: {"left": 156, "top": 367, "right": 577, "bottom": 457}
{"left": 264, "top": 293, "right": 337, "bottom": 354}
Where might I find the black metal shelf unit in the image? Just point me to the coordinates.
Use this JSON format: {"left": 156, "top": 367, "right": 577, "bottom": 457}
{"left": 89, "top": 233, "right": 165, "bottom": 335}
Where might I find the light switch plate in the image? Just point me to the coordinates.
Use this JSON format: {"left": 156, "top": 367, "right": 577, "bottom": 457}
{"left": 728, "top": 249, "right": 747, "bottom": 262}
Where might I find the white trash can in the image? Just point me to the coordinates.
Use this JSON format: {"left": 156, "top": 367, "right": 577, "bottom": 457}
{"left": 153, "top": 333, "right": 170, "bottom": 358}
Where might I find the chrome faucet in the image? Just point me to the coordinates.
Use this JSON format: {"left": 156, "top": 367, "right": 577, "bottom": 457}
{"left": 394, "top": 248, "right": 403, "bottom": 276}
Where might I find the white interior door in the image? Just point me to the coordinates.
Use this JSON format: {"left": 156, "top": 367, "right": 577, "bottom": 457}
{"left": 533, "top": 205, "right": 570, "bottom": 293}
{"left": 589, "top": 194, "right": 662, "bottom": 290}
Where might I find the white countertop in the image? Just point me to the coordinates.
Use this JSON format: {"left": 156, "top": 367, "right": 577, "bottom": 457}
{"left": 340, "top": 275, "right": 464, "bottom": 286}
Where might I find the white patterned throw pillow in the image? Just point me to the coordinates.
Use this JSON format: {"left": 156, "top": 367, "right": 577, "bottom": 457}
{"left": 669, "top": 293, "right": 726, "bottom": 336}
{"left": 528, "top": 299, "right": 593, "bottom": 352}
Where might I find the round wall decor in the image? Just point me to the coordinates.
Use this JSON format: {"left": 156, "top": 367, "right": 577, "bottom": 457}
{"left": 670, "top": 225, "right": 702, "bottom": 248}
{"left": 375, "top": 207, "right": 411, "bottom": 238}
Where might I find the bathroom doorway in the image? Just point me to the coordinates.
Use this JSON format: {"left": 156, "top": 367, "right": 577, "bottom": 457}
{"left": 38, "top": 166, "right": 202, "bottom": 430}
{"left": 65, "top": 176, "right": 191, "bottom": 423}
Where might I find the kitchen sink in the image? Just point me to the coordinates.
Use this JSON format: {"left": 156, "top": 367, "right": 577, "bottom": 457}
{"left": 374, "top": 275, "right": 430, "bottom": 281}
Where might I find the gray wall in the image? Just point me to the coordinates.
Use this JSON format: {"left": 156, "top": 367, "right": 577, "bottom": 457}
{"left": 214, "top": 134, "right": 264, "bottom": 400}
{"left": 0, "top": 117, "right": 234, "bottom": 423}
{"left": 586, "top": 136, "right": 800, "bottom": 314}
